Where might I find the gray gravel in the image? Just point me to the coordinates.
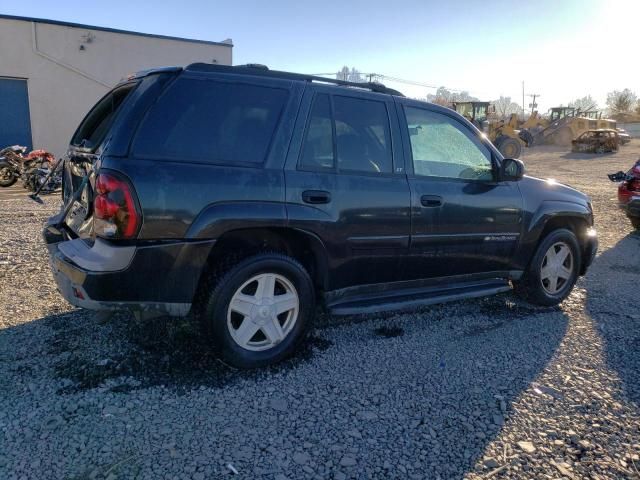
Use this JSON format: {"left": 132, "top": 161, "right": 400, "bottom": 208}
{"left": 1, "top": 143, "right": 639, "bottom": 479}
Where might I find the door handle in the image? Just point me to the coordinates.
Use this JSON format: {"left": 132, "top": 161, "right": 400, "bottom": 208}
{"left": 420, "top": 195, "right": 443, "bottom": 207}
{"left": 302, "top": 190, "right": 331, "bottom": 204}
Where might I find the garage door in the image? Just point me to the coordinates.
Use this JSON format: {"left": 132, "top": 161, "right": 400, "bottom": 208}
{"left": 0, "top": 78, "right": 33, "bottom": 149}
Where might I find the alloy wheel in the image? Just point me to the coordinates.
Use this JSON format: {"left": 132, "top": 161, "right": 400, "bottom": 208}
{"left": 540, "top": 242, "right": 574, "bottom": 295}
{"left": 227, "top": 273, "right": 299, "bottom": 351}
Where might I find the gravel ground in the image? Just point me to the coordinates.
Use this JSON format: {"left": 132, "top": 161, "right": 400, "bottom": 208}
{"left": 1, "top": 143, "right": 639, "bottom": 480}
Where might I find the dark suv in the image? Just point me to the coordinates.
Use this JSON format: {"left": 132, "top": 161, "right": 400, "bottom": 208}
{"left": 44, "top": 64, "right": 597, "bottom": 367}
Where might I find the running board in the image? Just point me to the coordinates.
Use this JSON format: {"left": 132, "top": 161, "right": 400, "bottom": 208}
{"left": 327, "top": 279, "right": 512, "bottom": 316}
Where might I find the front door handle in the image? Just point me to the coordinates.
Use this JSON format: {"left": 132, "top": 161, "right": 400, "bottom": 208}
{"left": 420, "top": 195, "right": 443, "bottom": 207}
{"left": 302, "top": 190, "right": 331, "bottom": 204}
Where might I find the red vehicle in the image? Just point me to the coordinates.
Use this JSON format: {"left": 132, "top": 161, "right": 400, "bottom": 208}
{"left": 609, "top": 159, "right": 640, "bottom": 229}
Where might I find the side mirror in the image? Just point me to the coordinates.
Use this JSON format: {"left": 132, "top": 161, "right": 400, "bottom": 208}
{"left": 501, "top": 158, "right": 525, "bottom": 181}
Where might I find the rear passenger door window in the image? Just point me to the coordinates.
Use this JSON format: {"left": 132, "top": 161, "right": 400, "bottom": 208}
{"left": 299, "top": 93, "right": 393, "bottom": 174}
{"left": 333, "top": 96, "right": 392, "bottom": 174}
{"left": 133, "top": 78, "right": 288, "bottom": 165}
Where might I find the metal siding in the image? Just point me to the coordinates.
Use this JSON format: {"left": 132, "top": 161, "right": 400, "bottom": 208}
{"left": 0, "top": 78, "right": 33, "bottom": 149}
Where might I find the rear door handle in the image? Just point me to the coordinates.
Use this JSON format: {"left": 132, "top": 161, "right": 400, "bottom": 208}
{"left": 302, "top": 190, "right": 331, "bottom": 204}
{"left": 420, "top": 195, "right": 443, "bottom": 207}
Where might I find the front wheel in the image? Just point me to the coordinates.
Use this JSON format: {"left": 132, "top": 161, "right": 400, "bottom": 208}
{"left": 199, "top": 253, "right": 315, "bottom": 368}
{"left": 0, "top": 166, "right": 17, "bottom": 187}
{"left": 496, "top": 136, "right": 522, "bottom": 158}
{"left": 514, "top": 229, "right": 581, "bottom": 306}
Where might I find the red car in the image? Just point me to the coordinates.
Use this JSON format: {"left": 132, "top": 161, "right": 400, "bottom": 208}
{"left": 609, "top": 159, "right": 640, "bottom": 229}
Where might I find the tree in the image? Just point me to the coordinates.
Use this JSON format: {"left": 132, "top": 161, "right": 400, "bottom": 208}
{"left": 606, "top": 89, "right": 637, "bottom": 116}
{"left": 568, "top": 95, "right": 598, "bottom": 113}
{"left": 336, "top": 66, "right": 364, "bottom": 83}
{"left": 492, "top": 96, "right": 523, "bottom": 119}
{"left": 336, "top": 66, "right": 350, "bottom": 81}
{"left": 427, "top": 87, "right": 477, "bottom": 106}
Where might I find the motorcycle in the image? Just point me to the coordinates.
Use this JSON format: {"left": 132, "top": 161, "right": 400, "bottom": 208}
{"left": 0, "top": 145, "right": 60, "bottom": 193}
{"left": 608, "top": 158, "right": 640, "bottom": 230}
{"left": 0, "top": 145, "right": 27, "bottom": 187}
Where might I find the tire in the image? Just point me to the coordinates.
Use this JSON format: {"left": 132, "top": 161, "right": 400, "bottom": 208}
{"left": 496, "top": 136, "right": 522, "bottom": 158}
{"left": 0, "top": 166, "right": 17, "bottom": 187}
{"left": 630, "top": 217, "right": 640, "bottom": 230}
{"left": 198, "top": 253, "right": 315, "bottom": 368}
{"left": 514, "top": 228, "right": 581, "bottom": 306}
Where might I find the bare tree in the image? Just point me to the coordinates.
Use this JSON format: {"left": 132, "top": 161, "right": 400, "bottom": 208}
{"left": 568, "top": 95, "right": 598, "bottom": 113}
{"left": 606, "top": 89, "right": 638, "bottom": 116}
{"left": 427, "top": 87, "right": 477, "bottom": 106}
{"left": 336, "top": 66, "right": 350, "bottom": 81}
{"left": 492, "top": 96, "right": 523, "bottom": 119}
{"left": 336, "top": 66, "right": 364, "bottom": 83}
{"left": 348, "top": 68, "right": 362, "bottom": 83}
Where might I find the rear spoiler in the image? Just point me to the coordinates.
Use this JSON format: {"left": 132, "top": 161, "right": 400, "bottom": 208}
{"left": 119, "top": 66, "right": 182, "bottom": 83}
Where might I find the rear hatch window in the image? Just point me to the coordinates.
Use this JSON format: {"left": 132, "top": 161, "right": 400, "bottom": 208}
{"left": 71, "top": 82, "right": 138, "bottom": 151}
{"left": 63, "top": 82, "right": 138, "bottom": 237}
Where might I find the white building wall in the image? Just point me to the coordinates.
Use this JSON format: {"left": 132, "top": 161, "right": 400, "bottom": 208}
{"left": 0, "top": 17, "right": 232, "bottom": 156}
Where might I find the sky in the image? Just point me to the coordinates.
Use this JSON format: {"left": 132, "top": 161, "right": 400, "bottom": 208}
{"left": 1, "top": 0, "right": 638, "bottom": 112}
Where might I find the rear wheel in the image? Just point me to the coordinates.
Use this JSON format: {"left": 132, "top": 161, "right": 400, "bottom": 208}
{"left": 496, "top": 136, "right": 522, "bottom": 158}
{"left": 0, "top": 166, "right": 16, "bottom": 187}
{"left": 630, "top": 217, "right": 640, "bottom": 230}
{"left": 199, "top": 253, "right": 315, "bottom": 368}
{"left": 515, "top": 229, "right": 580, "bottom": 306}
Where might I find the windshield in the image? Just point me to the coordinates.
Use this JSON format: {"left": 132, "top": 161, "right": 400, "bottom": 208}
{"left": 474, "top": 105, "right": 487, "bottom": 121}
{"left": 456, "top": 103, "right": 474, "bottom": 119}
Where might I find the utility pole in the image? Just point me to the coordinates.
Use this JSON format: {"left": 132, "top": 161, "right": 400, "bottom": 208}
{"left": 527, "top": 93, "right": 540, "bottom": 115}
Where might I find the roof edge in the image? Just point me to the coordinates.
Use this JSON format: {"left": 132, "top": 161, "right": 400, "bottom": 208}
{"left": 0, "top": 14, "right": 233, "bottom": 47}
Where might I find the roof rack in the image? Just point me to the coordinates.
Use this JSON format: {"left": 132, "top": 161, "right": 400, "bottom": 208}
{"left": 185, "top": 63, "right": 404, "bottom": 96}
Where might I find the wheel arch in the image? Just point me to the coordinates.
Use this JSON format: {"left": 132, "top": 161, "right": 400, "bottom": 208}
{"left": 192, "top": 226, "right": 330, "bottom": 307}
{"left": 517, "top": 201, "right": 593, "bottom": 273}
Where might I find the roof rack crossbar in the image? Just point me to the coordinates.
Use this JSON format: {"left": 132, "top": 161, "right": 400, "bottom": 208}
{"left": 185, "top": 63, "right": 404, "bottom": 96}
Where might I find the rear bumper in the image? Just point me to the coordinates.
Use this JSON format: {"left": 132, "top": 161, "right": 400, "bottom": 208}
{"left": 44, "top": 220, "right": 215, "bottom": 316}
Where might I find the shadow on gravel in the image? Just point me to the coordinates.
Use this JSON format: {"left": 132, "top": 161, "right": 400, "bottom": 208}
{"left": 2, "top": 291, "right": 568, "bottom": 479}
{"left": 31, "top": 309, "right": 332, "bottom": 395}
{"left": 560, "top": 152, "right": 617, "bottom": 160}
{"left": 585, "top": 231, "right": 640, "bottom": 404}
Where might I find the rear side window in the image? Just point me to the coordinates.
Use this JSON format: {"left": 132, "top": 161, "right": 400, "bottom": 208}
{"left": 133, "top": 78, "right": 288, "bottom": 165}
{"left": 300, "top": 94, "right": 334, "bottom": 170}
{"left": 72, "top": 82, "right": 137, "bottom": 150}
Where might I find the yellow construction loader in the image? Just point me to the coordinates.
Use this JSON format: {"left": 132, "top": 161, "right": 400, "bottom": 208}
{"left": 451, "top": 101, "right": 533, "bottom": 158}
{"left": 580, "top": 110, "right": 617, "bottom": 130}
{"left": 532, "top": 107, "right": 617, "bottom": 146}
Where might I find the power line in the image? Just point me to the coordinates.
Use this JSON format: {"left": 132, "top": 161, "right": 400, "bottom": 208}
{"left": 309, "top": 71, "right": 495, "bottom": 97}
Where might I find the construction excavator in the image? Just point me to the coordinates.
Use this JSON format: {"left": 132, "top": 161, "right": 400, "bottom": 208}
{"left": 451, "top": 101, "right": 533, "bottom": 158}
{"left": 580, "top": 110, "right": 617, "bottom": 130}
{"left": 453, "top": 101, "right": 622, "bottom": 152}
{"left": 530, "top": 107, "right": 618, "bottom": 146}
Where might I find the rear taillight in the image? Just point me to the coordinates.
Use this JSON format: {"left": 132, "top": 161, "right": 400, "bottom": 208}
{"left": 93, "top": 171, "right": 141, "bottom": 239}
